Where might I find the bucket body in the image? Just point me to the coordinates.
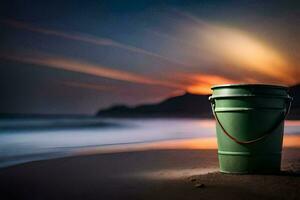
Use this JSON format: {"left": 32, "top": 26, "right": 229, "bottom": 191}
{"left": 209, "top": 84, "right": 292, "bottom": 174}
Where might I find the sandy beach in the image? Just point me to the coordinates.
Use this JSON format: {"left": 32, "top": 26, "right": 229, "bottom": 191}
{"left": 0, "top": 147, "right": 299, "bottom": 200}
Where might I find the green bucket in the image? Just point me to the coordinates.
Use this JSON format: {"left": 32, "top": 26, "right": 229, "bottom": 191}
{"left": 209, "top": 84, "right": 292, "bottom": 174}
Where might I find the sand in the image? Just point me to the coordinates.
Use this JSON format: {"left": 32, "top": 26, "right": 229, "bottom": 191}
{"left": 0, "top": 148, "right": 299, "bottom": 200}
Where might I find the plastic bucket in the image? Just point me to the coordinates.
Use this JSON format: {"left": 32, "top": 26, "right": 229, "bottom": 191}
{"left": 209, "top": 84, "right": 292, "bottom": 174}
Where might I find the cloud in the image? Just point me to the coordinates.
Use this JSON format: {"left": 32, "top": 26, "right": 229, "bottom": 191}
{"left": 0, "top": 52, "right": 184, "bottom": 89}
{"left": 2, "top": 52, "right": 236, "bottom": 95}
{"left": 198, "top": 25, "right": 293, "bottom": 82}
{"left": 170, "top": 72, "right": 238, "bottom": 94}
{"left": 2, "top": 16, "right": 298, "bottom": 96}
{"left": 151, "top": 11, "right": 299, "bottom": 85}
{"left": 1, "top": 19, "right": 188, "bottom": 67}
{"left": 186, "top": 75, "right": 238, "bottom": 94}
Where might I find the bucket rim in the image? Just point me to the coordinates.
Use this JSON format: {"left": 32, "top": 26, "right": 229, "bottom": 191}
{"left": 211, "top": 83, "right": 289, "bottom": 90}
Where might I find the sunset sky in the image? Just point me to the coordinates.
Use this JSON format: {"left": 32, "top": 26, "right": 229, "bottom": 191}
{"left": 0, "top": 0, "right": 299, "bottom": 114}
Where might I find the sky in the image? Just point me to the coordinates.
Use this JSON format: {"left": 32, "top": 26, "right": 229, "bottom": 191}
{"left": 0, "top": 0, "right": 299, "bottom": 114}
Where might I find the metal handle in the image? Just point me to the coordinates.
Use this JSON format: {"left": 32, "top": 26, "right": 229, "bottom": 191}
{"left": 209, "top": 96, "right": 292, "bottom": 145}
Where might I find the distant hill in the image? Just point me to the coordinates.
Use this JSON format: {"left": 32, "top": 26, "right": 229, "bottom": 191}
{"left": 97, "top": 93, "right": 212, "bottom": 118}
{"left": 97, "top": 84, "right": 300, "bottom": 119}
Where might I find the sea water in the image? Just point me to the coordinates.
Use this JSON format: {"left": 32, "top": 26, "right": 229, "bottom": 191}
{"left": 0, "top": 118, "right": 299, "bottom": 168}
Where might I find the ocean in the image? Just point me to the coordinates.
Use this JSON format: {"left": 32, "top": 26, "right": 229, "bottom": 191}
{"left": 0, "top": 118, "right": 299, "bottom": 168}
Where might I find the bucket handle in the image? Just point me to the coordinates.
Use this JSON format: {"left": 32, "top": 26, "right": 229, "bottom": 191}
{"left": 209, "top": 96, "right": 292, "bottom": 145}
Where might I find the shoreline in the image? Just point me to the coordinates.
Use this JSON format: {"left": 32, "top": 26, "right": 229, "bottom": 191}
{"left": 0, "top": 148, "right": 299, "bottom": 199}
{"left": 1, "top": 135, "right": 300, "bottom": 169}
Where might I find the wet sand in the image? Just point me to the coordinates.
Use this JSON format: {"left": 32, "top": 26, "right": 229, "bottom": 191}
{"left": 0, "top": 148, "right": 299, "bottom": 200}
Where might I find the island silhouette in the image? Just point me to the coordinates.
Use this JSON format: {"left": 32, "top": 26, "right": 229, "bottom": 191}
{"left": 97, "top": 84, "right": 300, "bottom": 119}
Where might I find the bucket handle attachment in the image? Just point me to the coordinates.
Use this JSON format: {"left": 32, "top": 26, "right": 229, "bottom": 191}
{"left": 209, "top": 96, "right": 292, "bottom": 145}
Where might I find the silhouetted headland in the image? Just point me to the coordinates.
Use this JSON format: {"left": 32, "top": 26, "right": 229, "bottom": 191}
{"left": 97, "top": 84, "right": 300, "bottom": 119}
{"left": 97, "top": 92, "right": 212, "bottom": 118}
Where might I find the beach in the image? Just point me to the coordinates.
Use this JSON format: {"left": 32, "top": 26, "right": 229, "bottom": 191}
{"left": 1, "top": 119, "right": 299, "bottom": 199}
{"left": 0, "top": 147, "right": 299, "bottom": 200}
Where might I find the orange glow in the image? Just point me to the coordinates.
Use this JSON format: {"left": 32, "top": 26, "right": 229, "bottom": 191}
{"left": 285, "top": 120, "right": 300, "bottom": 126}
{"left": 75, "top": 138, "right": 218, "bottom": 156}
{"left": 186, "top": 74, "right": 236, "bottom": 94}
{"left": 283, "top": 135, "right": 300, "bottom": 148}
{"left": 198, "top": 25, "right": 296, "bottom": 84}
{"left": 187, "top": 84, "right": 212, "bottom": 94}
{"left": 76, "top": 135, "right": 300, "bottom": 156}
